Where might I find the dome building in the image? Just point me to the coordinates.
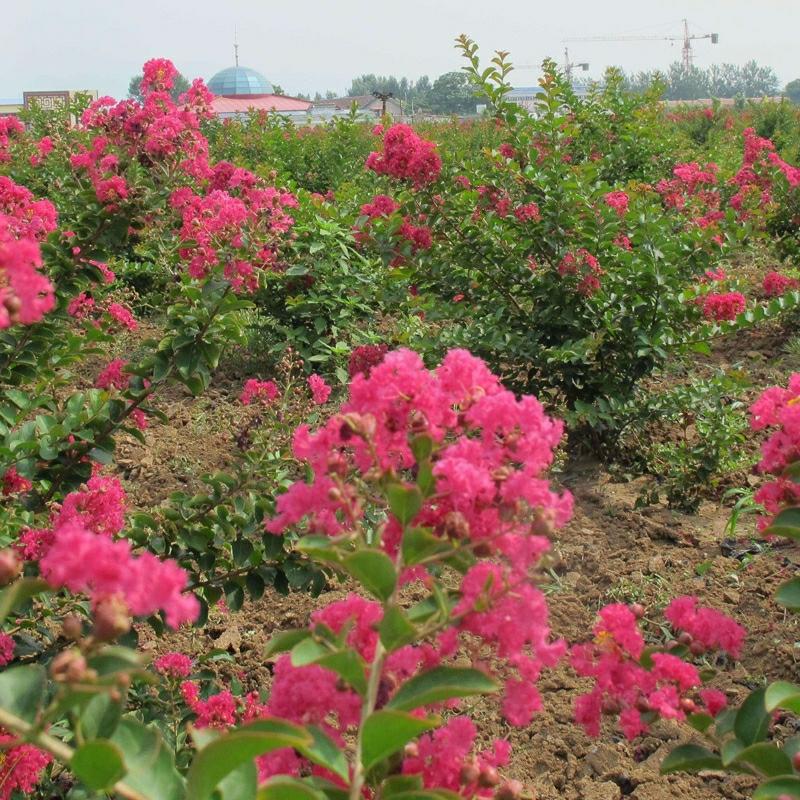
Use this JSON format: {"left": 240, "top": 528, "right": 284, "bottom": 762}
{"left": 208, "top": 66, "right": 274, "bottom": 97}
{"left": 207, "top": 51, "right": 311, "bottom": 119}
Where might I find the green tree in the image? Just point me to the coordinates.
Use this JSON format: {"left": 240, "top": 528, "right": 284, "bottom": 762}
{"left": 427, "top": 71, "right": 477, "bottom": 114}
{"left": 128, "top": 71, "right": 191, "bottom": 102}
{"left": 785, "top": 78, "right": 800, "bottom": 104}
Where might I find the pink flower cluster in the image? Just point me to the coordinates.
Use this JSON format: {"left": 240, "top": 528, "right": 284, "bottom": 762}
{"left": 698, "top": 291, "right": 746, "bottom": 322}
{"left": 398, "top": 217, "right": 433, "bottom": 252}
{"left": 558, "top": 249, "right": 604, "bottom": 296}
{"left": 0, "top": 178, "right": 58, "bottom": 329}
{"left": 0, "top": 116, "right": 24, "bottom": 163}
{"left": 604, "top": 190, "right": 629, "bottom": 216}
{"left": 39, "top": 520, "right": 198, "bottom": 628}
{"left": 664, "top": 596, "right": 746, "bottom": 658}
{"left": 55, "top": 474, "right": 127, "bottom": 537}
{"left": 240, "top": 378, "right": 279, "bottom": 406}
{"left": 749, "top": 374, "right": 800, "bottom": 527}
{"left": 307, "top": 374, "right": 331, "bottom": 405}
{"left": 359, "top": 194, "right": 399, "bottom": 219}
{"left": 572, "top": 603, "right": 736, "bottom": 740}
{"left": 0, "top": 632, "right": 15, "bottom": 666}
{"left": 2, "top": 466, "right": 31, "bottom": 496}
{"left": 266, "top": 349, "right": 571, "bottom": 733}
{"left": 366, "top": 124, "right": 442, "bottom": 188}
{"left": 0, "top": 733, "right": 51, "bottom": 800}
{"left": 95, "top": 359, "right": 130, "bottom": 390}
{"left": 514, "top": 201, "right": 541, "bottom": 223}
{"left": 66, "top": 293, "right": 138, "bottom": 332}
{"left": 170, "top": 176, "right": 297, "bottom": 290}
{"left": 762, "top": 270, "right": 799, "bottom": 298}
{"left": 78, "top": 59, "right": 213, "bottom": 183}
{"left": 348, "top": 343, "right": 388, "bottom": 378}
{"left": 141, "top": 58, "right": 179, "bottom": 94}
{"left": 656, "top": 163, "right": 721, "bottom": 230}
{"left": 154, "top": 651, "right": 194, "bottom": 678}
{"left": 402, "top": 716, "right": 511, "bottom": 797}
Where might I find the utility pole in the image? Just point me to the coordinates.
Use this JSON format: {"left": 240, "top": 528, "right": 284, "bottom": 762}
{"left": 234, "top": 27, "right": 239, "bottom": 67}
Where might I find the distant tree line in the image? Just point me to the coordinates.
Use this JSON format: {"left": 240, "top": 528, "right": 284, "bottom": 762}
{"left": 622, "top": 61, "right": 780, "bottom": 100}
{"left": 307, "top": 72, "right": 479, "bottom": 114}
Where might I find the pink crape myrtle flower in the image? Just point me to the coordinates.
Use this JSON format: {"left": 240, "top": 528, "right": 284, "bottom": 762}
{"left": 308, "top": 374, "right": 331, "bottom": 405}
{"left": 40, "top": 520, "right": 199, "bottom": 628}
{"left": 0, "top": 734, "right": 51, "bottom": 799}
{"left": 699, "top": 291, "right": 746, "bottom": 321}
{"left": 366, "top": 124, "right": 442, "bottom": 188}
{"left": 154, "top": 652, "right": 194, "bottom": 678}
{"left": 604, "top": 190, "right": 629, "bottom": 216}
{"left": 240, "top": 379, "right": 279, "bottom": 406}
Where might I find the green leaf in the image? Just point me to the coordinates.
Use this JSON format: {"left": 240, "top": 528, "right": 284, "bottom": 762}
{"left": 362, "top": 711, "right": 438, "bottom": 771}
{"left": 379, "top": 605, "right": 418, "bottom": 652}
{"left": 735, "top": 688, "right": 770, "bottom": 746}
{"left": 381, "top": 775, "right": 424, "bottom": 795}
{"left": 660, "top": 744, "right": 723, "bottom": 774}
{"left": 300, "top": 726, "right": 349, "bottom": 782}
{"left": 763, "top": 508, "right": 800, "bottom": 540}
{"left": 343, "top": 550, "right": 397, "bottom": 601}
{"left": 217, "top": 762, "right": 258, "bottom": 800}
{"left": 387, "top": 483, "right": 422, "bottom": 526}
{"left": 0, "top": 578, "right": 49, "bottom": 624}
{"left": 258, "top": 777, "right": 325, "bottom": 799}
{"left": 314, "top": 650, "right": 368, "bottom": 696}
{"left": 110, "top": 718, "right": 184, "bottom": 800}
{"left": 765, "top": 681, "right": 800, "bottom": 714}
{"left": 0, "top": 665, "right": 46, "bottom": 724}
{"left": 71, "top": 740, "right": 126, "bottom": 790}
{"left": 730, "top": 743, "right": 793, "bottom": 776}
{"left": 777, "top": 578, "right": 800, "bottom": 612}
{"left": 387, "top": 667, "right": 499, "bottom": 712}
{"left": 80, "top": 692, "right": 124, "bottom": 739}
{"left": 402, "top": 528, "right": 451, "bottom": 566}
{"left": 186, "top": 718, "right": 312, "bottom": 800}
{"left": 754, "top": 777, "right": 800, "bottom": 799}
{"left": 686, "top": 712, "right": 715, "bottom": 733}
{"left": 265, "top": 629, "right": 312, "bottom": 659}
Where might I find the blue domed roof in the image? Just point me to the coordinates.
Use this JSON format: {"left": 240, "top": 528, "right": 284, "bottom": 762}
{"left": 208, "top": 66, "right": 274, "bottom": 96}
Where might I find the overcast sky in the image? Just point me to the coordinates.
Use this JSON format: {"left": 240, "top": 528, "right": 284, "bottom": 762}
{"left": 1, "top": 0, "right": 796, "bottom": 100}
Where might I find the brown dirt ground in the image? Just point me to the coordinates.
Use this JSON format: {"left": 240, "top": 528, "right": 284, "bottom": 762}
{"left": 109, "top": 308, "right": 800, "bottom": 800}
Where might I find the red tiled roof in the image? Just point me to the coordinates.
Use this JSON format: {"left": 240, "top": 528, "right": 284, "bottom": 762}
{"left": 211, "top": 94, "right": 312, "bottom": 114}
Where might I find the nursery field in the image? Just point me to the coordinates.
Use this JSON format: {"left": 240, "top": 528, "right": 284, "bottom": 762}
{"left": 2, "top": 43, "right": 800, "bottom": 800}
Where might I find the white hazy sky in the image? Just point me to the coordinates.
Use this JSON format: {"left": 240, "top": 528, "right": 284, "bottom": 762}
{"left": 1, "top": 0, "right": 796, "bottom": 100}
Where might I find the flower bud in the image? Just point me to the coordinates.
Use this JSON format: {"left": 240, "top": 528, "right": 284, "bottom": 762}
{"left": 460, "top": 759, "right": 480, "bottom": 785}
{"left": 478, "top": 766, "right": 500, "bottom": 788}
{"left": 62, "top": 614, "right": 84, "bottom": 641}
{"left": 689, "top": 640, "right": 706, "bottom": 656}
{"left": 630, "top": 603, "right": 645, "bottom": 619}
{"left": 793, "top": 752, "right": 800, "bottom": 771}
{"left": 51, "top": 649, "right": 95, "bottom": 683}
{"left": 0, "top": 549, "right": 21, "bottom": 586}
{"left": 403, "top": 742, "right": 419, "bottom": 759}
{"left": 92, "top": 595, "right": 131, "bottom": 642}
{"left": 443, "top": 511, "right": 470, "bottom": 540}
{"left": 495, "top": 779, "right": 524, "bottom": 800}
{"left": 680, "top": 698, "right": 697, "bottom": 714}
{"left": 677, "top": 632, "right": 693, "bottom": 646}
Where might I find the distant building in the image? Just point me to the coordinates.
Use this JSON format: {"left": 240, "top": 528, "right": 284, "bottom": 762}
{"left": 0, "top": 90, "right": 98, "bottom": 121}
{"left": 324, "top": 95, "right": 404, "bottom": 118}
{"left": 0, "top": 99, "right": 22, "bottom": 117}
{"left": 207, "top": 65, "right": 311, "bottom": 120}
{"left": 506, "top": 86, "right": 544, "bottom": 112}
